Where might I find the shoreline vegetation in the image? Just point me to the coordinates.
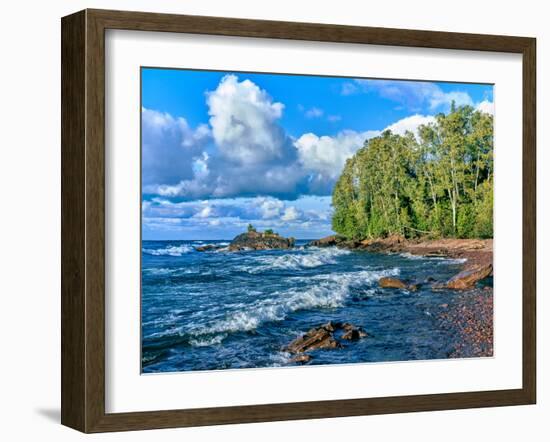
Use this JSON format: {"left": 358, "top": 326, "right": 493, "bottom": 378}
{"left": 331, "top": 105, "right": 493, "bottom": 241}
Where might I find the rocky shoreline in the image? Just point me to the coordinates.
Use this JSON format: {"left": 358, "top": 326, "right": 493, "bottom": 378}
{"left": 286, "top": 234, "right": 494, "bottom": 363}
{"left": 195, "top": 231, "right": 494, "bottom": 361}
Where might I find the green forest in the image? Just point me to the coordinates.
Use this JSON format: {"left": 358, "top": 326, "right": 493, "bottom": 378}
{"left": 331, "top": 105, "right": 493, "bottom": 240}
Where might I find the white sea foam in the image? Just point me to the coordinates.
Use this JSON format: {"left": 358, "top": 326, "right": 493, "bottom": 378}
{"left": 142, "top": 244, "right": 193, "bottom": 256}
{"left": 399, "top": 252, "right": 467, "bottom": 265}
{"left": 240, "top": 247, "right": 351, "bottom": 273}
{"left": 440, "top": 257, "right": 468, "bottom": 264}
{"left": 398, "top": 252, "right": 424, "bottom": 260}
{"left": 189, "top": 334, "right": 227, "bottom": 347}
{"left": 186, "top": 266, "right": 399, "bottom": 345}
{"left": 269, "top": 351, "right": 293, "bottom": 367}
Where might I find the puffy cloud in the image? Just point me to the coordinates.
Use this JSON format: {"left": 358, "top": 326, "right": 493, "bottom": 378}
{"left": 143, "top": 75, "right": 481, "bottom": 205}
{"left": 476, "top": 100, "right": 494, "bottom": 115}
{"left": 347, "top": 79, "right": 473, "bottom": 112}
{"left": 144, "top": 75, "right": 307, "bottom": 201}
{"left": 194, "top": 205, "right": 213, "bottom": 219}
{"left": 384, "top": 114, "right": 436, "bottom": 138}
{"left": 141, "top": 107, "right": 210, "bottom": 186}
{"left": 206, "top": 75, "right": 294, "bottom": 166}
{"left": 281, "top": 206, "right": 300, "bottom": 221}
{"left": 294, "top": 130, "right": 379, "bottom": 180}
{"left": 257, "top": 197, "right": 285, "bottom": 219}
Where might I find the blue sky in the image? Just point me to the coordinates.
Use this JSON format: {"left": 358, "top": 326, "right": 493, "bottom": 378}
{"left": 141, "top": 68, "right": 493, "bottom": 240}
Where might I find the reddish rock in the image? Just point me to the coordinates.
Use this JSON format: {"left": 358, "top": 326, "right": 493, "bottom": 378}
{"left": 378, "top": 277, "right": 408, "bottom": 289}
{"left": 286, "top": 321, "right": 369, "bottom": 353}
{"left": 286, "top": 327, "right": 341, "bottom": 354}
{"left": 378, "top": 277, "right": 419, "bottom": 291}
{"left": 445, "top": 263, "right": 493, "bottom": 290}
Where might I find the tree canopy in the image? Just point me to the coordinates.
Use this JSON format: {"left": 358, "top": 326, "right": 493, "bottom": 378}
{"left": 331, "top": 105, "right": 493, "bottom": 240}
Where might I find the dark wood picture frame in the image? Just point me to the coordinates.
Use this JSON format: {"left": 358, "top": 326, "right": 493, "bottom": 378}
{"left": 61, "top": 8, "right": 536, "bottom": 433}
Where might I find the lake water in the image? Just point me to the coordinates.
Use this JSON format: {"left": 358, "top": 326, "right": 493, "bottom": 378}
{"left": 141, "top": 239, "right": 481, "bottom": 373}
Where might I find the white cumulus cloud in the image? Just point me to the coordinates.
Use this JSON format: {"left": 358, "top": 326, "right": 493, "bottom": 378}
{"left": 141, "top": 107, "right": 210, "bottom": 186}
{"left": 384, "top": 114, "right": 436, "bottom": 138}
{"left": 257, "top": 198, "right": 285, "bottom": 219}
{"left": 294, "top": 130, "right": 379, "bottom": 179}
{"left": 206, "top": 75, "right": 291, "bottom": 165}
{"left": 476, "top": 100, "right": 495, "bottom": 115}
{"left": 281, "top": 206, "right": 300, "bottom": 221}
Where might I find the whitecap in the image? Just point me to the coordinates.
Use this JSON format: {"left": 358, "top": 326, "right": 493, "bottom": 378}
{"left": 142, "top": 244, "right": 193, "bottom": 256}
{"left": 186, "top": 267, "right": 400, "bottom": 343}
{"left": 398, "top": 252, "right": 425, "bottom": 260}
{"left": 399, "top": 252, "right": 467, "bottom": 265}
{"left": 240, "top": 247, "right": 351, "bottom": 273}
{"left": 189, "top": 334, "right": 227, "bottom": 347}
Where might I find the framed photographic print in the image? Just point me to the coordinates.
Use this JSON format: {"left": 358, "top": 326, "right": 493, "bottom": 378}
{"left": 61, "top": 9, "right": 536, "bottom": 433}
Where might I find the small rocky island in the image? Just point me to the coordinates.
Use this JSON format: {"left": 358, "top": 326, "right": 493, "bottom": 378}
{"left": 228, "top": 225, "right": 295, "bottom": 251}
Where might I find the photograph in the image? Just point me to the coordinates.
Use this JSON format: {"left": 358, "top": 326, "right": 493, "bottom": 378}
{"left": 140, "top": 68, "right": 495, "bottom": 373}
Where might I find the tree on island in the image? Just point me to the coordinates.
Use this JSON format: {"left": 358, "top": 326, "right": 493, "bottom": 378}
{"left": 332, "top": 105, "right": 493, "bottom": 240}
{"left": 247, "top": 223, "right": 256, "bottom": 233}
{"left": 264, "top": 229, "right": 276, "bottom": 236}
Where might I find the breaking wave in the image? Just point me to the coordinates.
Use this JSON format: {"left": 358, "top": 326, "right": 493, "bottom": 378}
{"left": 185, "top": 267, "right": 399, "bottom": 346}
{"left": 142, "top": 244, "right": 193, "bottom": 256}
{"left": 240, "top": 247, "right": 351, "bottom": 273}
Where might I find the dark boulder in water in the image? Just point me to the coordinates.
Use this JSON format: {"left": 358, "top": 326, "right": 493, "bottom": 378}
{"left": 286, "top": 326, "right": 340, "bottom": 353}
{"left": 195, "top": 244, "right": 224, "bottom": 252}
{"left": 228, "top": 231, "right": 295, "bottom": 251}
{"left": 307, "top": 235, "right": 345, "bottom": 247}
{"left": 307, "top": 235, "right": 363, "bottom": 249}
{"left": 286, "top": 321, "right": 368, "bottom": 354}
{"left": 341, "top": 323, "right": 369, "bottom": 340}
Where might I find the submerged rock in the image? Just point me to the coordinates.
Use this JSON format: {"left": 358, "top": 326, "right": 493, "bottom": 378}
{"left": 378, "top": 277, "right": 419, "bottom": 291}
{"left": 228, "top": 231, "right": 295, "bottom": 251}
{"left": 444, "top": 263, "right": 493, "bottom": 290}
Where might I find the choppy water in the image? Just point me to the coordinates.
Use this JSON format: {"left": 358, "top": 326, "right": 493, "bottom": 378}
{"left": 141, "top": 239, "right": 480, "bottom": 373}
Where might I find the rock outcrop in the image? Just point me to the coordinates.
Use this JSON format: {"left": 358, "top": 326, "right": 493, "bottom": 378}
{"left": 286, "top": 323, "right": 341, "bottom": 354}
{"left": 378, "top": 277, "right": 419, "bottom": 291}
{"left": 340, "top": 323, "right": 369, "bottom": 340}
{"left": 195, "top": 244, "right": 224, "bottom": 252}
{"left": 307, "top": 235, "right": 345, "bottom": 247}
{"left": 307, "top": 235, "right": 361, "bottom": 249}
{"left": 443, "top": 263, "right": 493, "bottom": 290}
{"left": 228, "top": 231, "right": 295, "bottom": 251}
{"left": 285, "top": 321, "right": 368, "bottom": 363}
